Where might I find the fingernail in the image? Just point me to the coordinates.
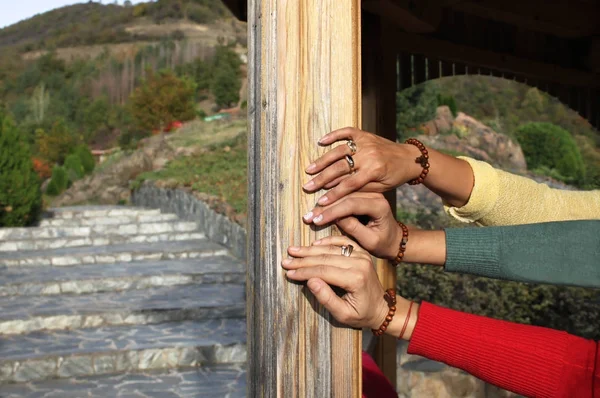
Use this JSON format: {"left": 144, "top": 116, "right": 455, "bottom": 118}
{"left": 287, "top": 270, "right": 296, "bottom": 276}
{"left": 318, "top": 196, "right": 328, "bottom": 205}
{"left": 307, "top": 279, "right": 321, "bottom": 292}
{"left": 318, "top": 136, "right": 326, "bottom": 144}
{"left": 289, "top": 246, "right": 300, "bottom": 252}
{"left": 313, "top": 239, "right": 323, "bottom": 245}
{"left": 313, "top": 214, "right": 324, "bottom": 224}
{"left": 282, "top": 258, "right": 292, "bottom": 265}
{"left": 303, "top": 180, "right": 315, "bottom": 190}
{"left": 305, "top": 163, "right": 316, "bottom": 172}
{"left": 303, "top": 211, "right": 314, "bottom": 221}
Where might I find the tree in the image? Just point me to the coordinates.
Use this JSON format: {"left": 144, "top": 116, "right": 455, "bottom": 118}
{"left": 210, "top": 44, "right": 242, "bottom": 108}
{"left": 64, "top": 153, "right": 85, "bottom": 181}
{"left": 35, "top": 120, "right": 81, "bottom": 165}
{"left": 30, "top": 83, "right": 50, "bottom": 124}
{"left": 74, "top": 145, "right": 95, "bottom": 174}
{"left": 0, "top": 111, "right": 42, "bottom": 227}
{"left": 129, "top": 69, "right": 196, "bottom": 132}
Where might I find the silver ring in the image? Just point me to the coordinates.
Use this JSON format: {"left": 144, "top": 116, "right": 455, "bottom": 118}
{"left": 345, "top": 155, "right": 355, "bottom": 172}
{"left": 347, "top": 140, "right": 357, "bottom": 155}
{"left": 341, "top": 244, "right": 354, "bottom": 257}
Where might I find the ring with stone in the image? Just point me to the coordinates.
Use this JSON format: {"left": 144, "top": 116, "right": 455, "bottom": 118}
{"left": 345, "top": 155, "right": 355, "bottom": 172}
{"left": 341, "top": 244, "right": 354, "bottom": 257}
{"left": 347, "top": 140, "right": 357, "bottom": 155}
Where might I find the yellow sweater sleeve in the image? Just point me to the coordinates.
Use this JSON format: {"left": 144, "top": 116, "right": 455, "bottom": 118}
{"left": 444, "top": 157, "right": 600, "bottom": 226}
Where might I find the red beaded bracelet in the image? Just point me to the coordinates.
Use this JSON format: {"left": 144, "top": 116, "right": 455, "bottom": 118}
{"left": 405, "top": 138, "right": 430, "bottom": 185}
{"left": 372, "top": 289, "right": 396, "bottom": 336}
{"left": 393, "top": 221, "right": 409, "bottom": 266}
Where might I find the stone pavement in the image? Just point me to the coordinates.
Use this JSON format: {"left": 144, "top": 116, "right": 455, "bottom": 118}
{"left": 0, "top": 206, "right": 246, "bottom": 397}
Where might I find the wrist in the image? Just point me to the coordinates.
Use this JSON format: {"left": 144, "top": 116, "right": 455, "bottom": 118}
{"left": 398, "top": 143, "right": 423, "bottom": 182}
{"left": 403, "top": 229, "right": 446, "bottom": 266}
{"left": 384, "top": 298, "right": 419, "bottom": 341}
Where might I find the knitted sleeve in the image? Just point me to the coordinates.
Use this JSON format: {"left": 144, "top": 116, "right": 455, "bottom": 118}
{"left": 408, "top": 302, "right": 600, "bottom": 398}
{"left": 444, "top": 157, "right": 600, "bottom": 226}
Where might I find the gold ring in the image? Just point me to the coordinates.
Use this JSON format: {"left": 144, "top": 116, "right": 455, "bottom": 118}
{"left": 341, "top": 244, "right": 354, "bottom": 257}
{"left": 345, "top": 155, "right": 355, "bottom": 172}
{"left": 347, "top": 140, "right": 357, "bottom": 155}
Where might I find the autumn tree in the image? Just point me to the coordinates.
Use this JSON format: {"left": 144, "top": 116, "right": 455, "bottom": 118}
{"left": 129, "top": 69, "right": 196, "bottom": 133}
{"left": 35, "top": 120, "right": 81, "bottom": 165}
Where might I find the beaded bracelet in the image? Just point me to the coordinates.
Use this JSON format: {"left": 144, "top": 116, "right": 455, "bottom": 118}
{"left": 405, "top": 138, "right": 430, "bottom": 185}
{"left": 372, "top": 289, "right": 396, "bottom": 336}
{"left": 393, "top": 222, "right": 409, "bottom": 266}
{"left": 398, "top": 301, "right": 414, "bottom": 340}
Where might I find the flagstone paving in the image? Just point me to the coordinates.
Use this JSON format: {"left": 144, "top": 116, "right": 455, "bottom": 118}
{"left": 0, "top": 206, "right": 247, "bottom": 397}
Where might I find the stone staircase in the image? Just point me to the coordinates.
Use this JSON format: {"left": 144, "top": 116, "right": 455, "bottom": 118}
{"left": 0, "top": 206, "right": 246, "bottom": 398}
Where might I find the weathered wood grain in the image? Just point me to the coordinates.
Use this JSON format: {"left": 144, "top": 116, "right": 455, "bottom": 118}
{"left": 247, "top": 0, "right": 362, "bottom": 396}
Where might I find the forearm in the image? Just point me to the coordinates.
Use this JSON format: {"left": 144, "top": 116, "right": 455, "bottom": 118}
{"left": 405, "top": 302, "right": 600, "bottom": 398}
{"left": 444, "top": 157, "right": 600, "bottom": 226}
{"left": 402, "top": 143, "right": 474, "bottom": 207}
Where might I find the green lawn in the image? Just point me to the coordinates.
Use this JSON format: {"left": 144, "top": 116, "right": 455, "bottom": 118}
{"left": 135, "top": 133, "right": 248, "bottom": 215}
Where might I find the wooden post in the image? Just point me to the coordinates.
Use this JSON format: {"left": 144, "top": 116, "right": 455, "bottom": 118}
{"left": 361, "top": 12, "right": 398, "bottom": 389}
{"left": 247, "top": 1, "right": 362, "bottom": 396}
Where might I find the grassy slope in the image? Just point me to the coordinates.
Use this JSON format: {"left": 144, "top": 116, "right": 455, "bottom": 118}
{"left": 0, "top": 0, "right": 234, "bottom": 53}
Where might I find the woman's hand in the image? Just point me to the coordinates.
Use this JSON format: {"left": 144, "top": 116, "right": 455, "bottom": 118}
{"left": 302, "top": 192, "right": 401, "bottom": 261}
{"left": 303, "top": 127, "right": 422, "bottom": 206}
{"left": 281, "top": 236, "right": 414, "bottom": 334}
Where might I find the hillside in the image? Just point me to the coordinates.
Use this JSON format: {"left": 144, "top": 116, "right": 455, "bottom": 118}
{"left": 0, "top": 0, "right": 234, "bottom": 53}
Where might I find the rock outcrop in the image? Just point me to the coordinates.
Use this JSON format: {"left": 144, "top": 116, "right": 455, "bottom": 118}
{"left": 53, "top": 136, "right": 175, "bottom": 207}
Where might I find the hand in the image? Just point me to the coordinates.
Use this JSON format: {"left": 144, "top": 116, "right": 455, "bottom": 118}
{"left": 282, "top": 236, "right": 405, "bottom": 331}
{"left": 303, "top": 127, "right": 422, "bottom": 206}
{"left": 302, "top": 192, "right": 402, "bottom": 261}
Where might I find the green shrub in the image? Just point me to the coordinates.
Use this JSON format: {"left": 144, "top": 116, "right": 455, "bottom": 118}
{"left": 45, "top": 178, "right": 60, "bottom": 196}
{"left": 0, "top": 111, "right": 42, "bottom": 227}
{"left": 515, "top": 122, "right": 586, "bottom": 183}
{"left": 437, "top": 94, "right": 457, "bottom": 117}
{"left": 64, "top": 153, "right": 85, "bottom": 181}
{"left": 48, "top": 165, "right": 68, "bottom": 195}
{"left": 74, "top": 145, "right": 95, "bottom": 174}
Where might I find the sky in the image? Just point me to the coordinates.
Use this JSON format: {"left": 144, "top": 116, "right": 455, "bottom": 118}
{"left": 0, "top": 0, "right": 147, "bottom": 29}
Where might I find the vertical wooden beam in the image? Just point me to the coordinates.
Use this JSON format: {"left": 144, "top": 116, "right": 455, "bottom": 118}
{"left": 427, "top": 58, "right": 440, "bottom": 80}
{"left": 440, "top": 61, "right": 453, "bottom": 78}
{"left": 361, "top": 12, "right": 398, "bottom": 390}
{"left": 413, "top": 55, "right": 427, "bottom": 85}
{"left": 398, "top": 53, "right": 412, "bottom": 90}
{"left": 247, "top": 0, "right": 362, "bottom": 396}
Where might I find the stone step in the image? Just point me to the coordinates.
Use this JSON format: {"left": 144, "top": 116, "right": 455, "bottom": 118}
{"left": 0, "top": 256, "right": 245, "bottom": 297}
{"left": 0, "top": 366, "right": 246, "bottom": 397}
{"left": 0, "top": 231, "right": 206, "bottom": 252}
{"left": 40, "top": 213, "right": 179, "bottom": 227}
{"left": 0, "top": 283, "right": 245, "bottom": 335}
{"left": 47, "top": 206, "right": 162, "bottom": 219}
{"left": 0, "top": 319, "right": 246, "bottom": 384}
{"left": 0, "top": 221, "right": 200, "bottom": 242}
{"left": 0, "top": 239, "right": 228, "bottom": 267}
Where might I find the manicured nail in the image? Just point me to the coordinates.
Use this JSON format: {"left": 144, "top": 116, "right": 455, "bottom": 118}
{"left": 313, "top": 239, "right": 323, "bottom": 245}
{"left": 313, "top": 214, "right": 324, "bottom": 224}
{"left": 318, "top": 195, "right": 329, "bottom": 205}
{"left": 287, "top": 270, "right": 296, "bottom": 276}
{"left": 303, "top": 180, "right": 315, "bottom": 190}
{"left": 282, "top": 258, "right": 292, "bottom": 265}
{"left": 305, "top": 163, "right": 317, "bottom": 173}
{"left": 303, "top": 211, "right": 314, "bottom": 221}
{"left": 289, "top": 246, "right": 300, "bottom": 252}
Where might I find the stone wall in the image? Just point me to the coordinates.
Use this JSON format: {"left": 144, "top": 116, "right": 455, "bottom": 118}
{"left": 131, "top": 182, "right": 247, "bottom": 261}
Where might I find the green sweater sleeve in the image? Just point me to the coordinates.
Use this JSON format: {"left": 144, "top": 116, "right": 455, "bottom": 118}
{"left": 444, "top": 220, "right": 600, "bottom": 288}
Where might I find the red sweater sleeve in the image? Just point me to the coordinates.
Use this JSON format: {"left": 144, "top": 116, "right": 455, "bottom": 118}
{"left": 407, "top": 302, "right": 600, "bottom": 398}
